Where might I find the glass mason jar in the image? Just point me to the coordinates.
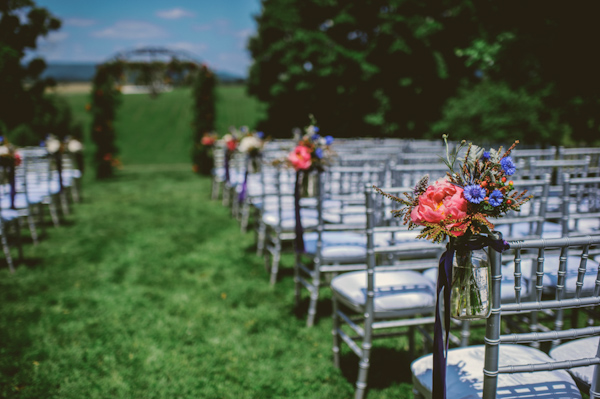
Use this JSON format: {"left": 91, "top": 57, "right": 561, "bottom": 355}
{"left": 450, "top": 240, "right": 492, "bottom": 320}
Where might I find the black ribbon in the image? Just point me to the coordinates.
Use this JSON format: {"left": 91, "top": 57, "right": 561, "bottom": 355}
{"left": 54, "top": 152, "right": 63, "bottom": 191}
{"left": 224, "top": 148, "right": 230, "bottom": 184}
{"left": 238, "top": 169, "right": 248, "bottom": 203}
{"left": 6, "top": 164, "right": 16, "bottom": 209}
{"left": 432, "top": 234, "right": 509, "bottom": 399}
{"left": 294, "top": 170, "right": 305, "bottom": 253}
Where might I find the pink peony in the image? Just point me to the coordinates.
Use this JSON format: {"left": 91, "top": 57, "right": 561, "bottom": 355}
{"left": 411, "top": 180, "right": 468, "bottom": 236}
{"left": 288, "top": 145, "right": 313, "bottom": 171}
{"left": 226, "top": 139, "right": 237, "bottom": 152}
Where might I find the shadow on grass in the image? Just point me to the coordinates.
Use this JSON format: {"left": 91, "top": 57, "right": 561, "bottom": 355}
{"left": 293, "top": 297, "right": 333, "bottom": 325}
{"left": 339, "top": 346, "right": 414, "bottom": 390}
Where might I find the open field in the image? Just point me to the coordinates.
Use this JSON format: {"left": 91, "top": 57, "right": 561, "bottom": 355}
{"left": 59, "top": 85, "right": 267, "bottom": 166}
{"left": 0, "top": 83, "right": 418, "bottom": 398}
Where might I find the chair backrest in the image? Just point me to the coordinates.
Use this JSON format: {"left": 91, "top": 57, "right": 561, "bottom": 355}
{"left": 529, "top": 156, "right": 591, "bottom": 185}
{"left": 561, "top": 174, "right": 600, "bottom": 236}
{"left": 390, "top": 163, "right": 449, "bottom": 188}
{"left": 493, "top": 174, "right": 552, "bottom": 240}
{"left": 558, "top": 146, "right": 600, "bottom": 176}
{"left": 483, "top": 234, "right": 600, "bottom": 399}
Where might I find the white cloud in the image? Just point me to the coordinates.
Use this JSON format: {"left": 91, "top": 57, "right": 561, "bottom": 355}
{"left": 65, "top": 18, "right": 96, "bottom": 27}
{"left": 44, "top": 31, "right": 69, "bottom": 43}
{"left": 170, "top": 42, "right": 208, "bottom": 56}
{"left": 236, "top": 28, "right": 254, "bottom": 49}
{"left": 156, "top": 8, "right": 195, "bottom": 19}
{"left": 92, "top": 21, "right": 166, "bottom": 40}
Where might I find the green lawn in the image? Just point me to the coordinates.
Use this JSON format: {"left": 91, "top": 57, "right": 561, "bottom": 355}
{"left": 61, "top": 85, "right": 266, "bottom": 166}
{"left": 0, "top": 85, "right": 415, "bottom": 398}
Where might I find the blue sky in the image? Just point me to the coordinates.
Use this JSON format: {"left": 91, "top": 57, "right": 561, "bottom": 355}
{"left": 30, "top": 0, "right": 262, "bottom": 77}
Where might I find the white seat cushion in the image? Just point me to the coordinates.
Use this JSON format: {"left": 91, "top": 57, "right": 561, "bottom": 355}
{"left": 262, "top": 209, "right": 319, "bottom": 230}
{"left": 331, "top": 270, "right": 436, "bottom": 316}
{"left": 549, "top": 336, "right": 600, "bottom": 386}
{"left": 412, "top": 344, "right": 581, "bottom": 399}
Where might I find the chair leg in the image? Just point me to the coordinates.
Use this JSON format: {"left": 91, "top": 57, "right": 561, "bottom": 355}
{"left": 1, "top": 227, "right": 15, "bottom": 273}
{"left": 15, "top": 219, "right": 23, "bottom": 262}
{"left": 269, "top": 238, "right": 281, "bottom": 285}
{"left": 60, "top": 191, "right": 70, "bottom": 215}
{"left": 294, "top": 252, "right": 302, "bottom": 308}
{"left": 27, "top": 207, "right": 39, "bottom": 245}
{"left": 48, "top": 197, "right": 60, "bottom": 227}
{"left": 332, "top": 296, "right": 341, "bottom": 368}
{"left": 307, "top": 273, "right": 320, "bottom": 327}
{"left": 256, "top": 221, "right": 266, "bottom": 256}
{"left": 240, "top": 203, "right": 249, "bottom": 233}
{"left": 355, "top": 320, "right": 374, "bottom": 399}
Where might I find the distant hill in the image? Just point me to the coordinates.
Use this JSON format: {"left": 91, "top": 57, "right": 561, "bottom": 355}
{"left": 41, "top": 62, "right": 245, "bottom": 83}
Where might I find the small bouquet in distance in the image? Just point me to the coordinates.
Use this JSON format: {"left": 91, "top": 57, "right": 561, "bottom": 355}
{"left": 276, "top": 115, "right": 335, "bottom": 172}
{"left": 238, "top": 130, "right": 266, "bottom": 173}
{"left": 200, "top": 132, "right": 218, "bottom": 148}
{"left": 0, "top": 136, "right": 21, "bottom": 168}
{"left": 375, "top": 135, "right": 532, "bottom": 243}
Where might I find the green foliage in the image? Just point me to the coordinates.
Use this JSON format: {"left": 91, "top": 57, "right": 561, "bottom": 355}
{"left": 0, "top": 170, "right": 415, "bottom": 399}
{"left": 430, "top": 80, "right": 565, "bottom": 145}
{"left": 0, "top": 0, "right": 61, "bottom": 132}
{"left": 192, "top": 65, "right": 217, "bottom": 173}
{"left": 57, "top": 85, "right": 265, "bottom": 167}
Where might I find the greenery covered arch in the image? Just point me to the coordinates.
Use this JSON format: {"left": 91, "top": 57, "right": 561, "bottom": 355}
{"left": 90, "top": 47, "right": 214, "bottom": 178}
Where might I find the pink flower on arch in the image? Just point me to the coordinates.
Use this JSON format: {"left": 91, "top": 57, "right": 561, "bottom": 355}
{"left": 288, "top": 145, "right": 312, "bottom": 171}
{"left": 411, "top": 180, "right": 468, "bottom": 237}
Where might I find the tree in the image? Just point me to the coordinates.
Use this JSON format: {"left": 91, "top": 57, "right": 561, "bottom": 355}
{"left": 248, "top": 0, "right": 380, "bottom": 137}
{"left": 446, "top": 2, "right": 600, "bottom": 144}
{"left": 0, "top": 0, "right": 61, "bottom": 137}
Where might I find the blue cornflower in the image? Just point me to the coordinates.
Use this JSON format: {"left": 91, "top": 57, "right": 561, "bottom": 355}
{"left": 482, "top": 151, "right": 491, "bottom": 160}
{"left": 39, "top": 140, "right": 46, "bottom": 147}
{"left": 315, "top": 147, "right": 323, "bottom": 159}
{"left": 488, "top": 189, "right": 504, "bottom": 207}
{"left": 0, "top": 136, "right": 4, "bottom": 142}
{"left": 311, "top": 134, "right": 321, "bottom": 142}
{"left": 313, "top": 126, "right": 320, "bottom": 133}
{"left": 256, "top": 131, "right": 264, "bottom": 139}
{"left": 500, "top": 156, "right": 516, "bottom": 176}
{"left": 325, "top": 135, "right": 334, "bottom": 145}
{"left": 464, "top": 184, "right": 486, "bottom": 204}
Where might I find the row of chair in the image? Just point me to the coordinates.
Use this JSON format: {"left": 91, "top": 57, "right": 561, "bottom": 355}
{"left": 209, "top": 137, "right": 600, "bottom": 398}
{"left": 0, "top": 147, "right": 82, "bottom": 272}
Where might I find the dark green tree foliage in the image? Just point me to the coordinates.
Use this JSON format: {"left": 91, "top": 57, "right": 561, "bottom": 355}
{"left": 191, "top": 64, "right": 217, "bottom": 174}
{"left": 192, "top": 65, "right": 216, "bottom": 136}
{"left": 453, "top": 2, "right": 600, "bottom": 144}
{"left": 248, "top": 0, "right": 381, "bottom": 137}
{"left": 431, "top": 80, "right": 562, "bottom": 145}
{"left": 0, "top": 0, "right": 62, "bottom": 140}
{"left": 90, "top": 62, "right": 123, "bottom": 179}
{"left": 250, "top": 0, "right": 600, "bottom": 145}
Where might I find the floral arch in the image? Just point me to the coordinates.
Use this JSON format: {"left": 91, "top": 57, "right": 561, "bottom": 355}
{"left": 90, "top": 47, "right": 212, "bottom": 178}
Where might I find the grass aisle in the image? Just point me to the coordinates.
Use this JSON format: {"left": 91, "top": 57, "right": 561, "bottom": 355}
{"left": 0, "top": 171, "right": 415, "bottom": 398}
{"left": 0, "top": 171, "right": 410, "bottom": 398}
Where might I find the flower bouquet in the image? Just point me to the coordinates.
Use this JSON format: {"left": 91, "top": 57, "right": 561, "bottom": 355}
{"left": 0, "top": 136, "right": 21, "bottom": 209}
{"left": 194, "top": 132, "right": 218, "bottom": 175}
{"left": 273, "top": 116, "right": 335, "bottom": 253}
{"left": 238, "top": 130, "right": 265, "bottom": 173}
{"left": 65, "top": 136, "right": 85, "bottom": 174}
{"left": 376, "top": 135, "right": 532, "bottom": 399}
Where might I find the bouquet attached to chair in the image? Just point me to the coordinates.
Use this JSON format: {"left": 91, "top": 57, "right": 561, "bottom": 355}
{"left": 237, "top": 129, "right": 266, "bottom": 202}
{"left": 0, "top": 136, "right": 21, "bottom": 209}
{"left": 375, "top": 135, "right": 532, "bottom": 399}
{"left": 275, "top": 116, "right": 334, "bottom": 253}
